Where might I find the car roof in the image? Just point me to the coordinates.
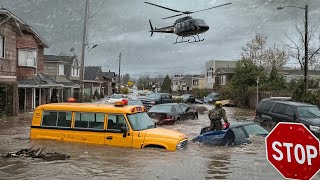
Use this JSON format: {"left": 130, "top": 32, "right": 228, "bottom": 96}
{"left": 261, "top": 99, "right": 315, "bottom": 107}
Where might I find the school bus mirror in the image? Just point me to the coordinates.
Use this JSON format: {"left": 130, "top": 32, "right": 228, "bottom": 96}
{"left": 121, "top": 126, "right": 127, "bottom": 137}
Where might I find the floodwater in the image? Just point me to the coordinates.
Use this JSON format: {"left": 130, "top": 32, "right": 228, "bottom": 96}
{"left": 0, "top": 103, "right": 319, "bottom": 180}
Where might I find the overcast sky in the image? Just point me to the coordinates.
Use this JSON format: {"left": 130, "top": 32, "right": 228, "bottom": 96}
{"left": 2, "top": 0, "right": 320, "bottom": 77}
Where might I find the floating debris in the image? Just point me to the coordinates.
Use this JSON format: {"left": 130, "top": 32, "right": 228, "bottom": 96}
{"left": 2, "top": 147, "right": 70, "bottom": 161}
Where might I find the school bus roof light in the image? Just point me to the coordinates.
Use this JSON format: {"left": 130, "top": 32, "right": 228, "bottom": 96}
{"left": 114, "top": 101, "right": 124, "bottom": 107}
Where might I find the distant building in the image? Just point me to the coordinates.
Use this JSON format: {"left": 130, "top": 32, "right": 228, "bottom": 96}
{"left": 83, "top": 66, "right": 104, "bottom": 96}
{"left": 101, "top": 71, "right": 117, "bottom": 95}
{"left": 214, "top": 67, "right": 235, "bottom": 86}
{"left": 205, "top": 60, "right": 237, "bottom": 89}
{"left": 279, "top": 69, "right": 320, "bottom": 83}
{"left": 171, "top": 74, "right": 184, "bottom": 91}
{"left": 44, "top": 55, "right": 81, "bottom": 101}
{"left": 192, "top": 75, "right": 205, "bottom": 89}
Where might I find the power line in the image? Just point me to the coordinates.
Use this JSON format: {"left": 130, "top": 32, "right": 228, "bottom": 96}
{"left": 88, "top": 0, "right": 107, "bottom": 18}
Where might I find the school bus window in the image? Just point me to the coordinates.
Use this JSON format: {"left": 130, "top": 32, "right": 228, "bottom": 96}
{"left": 42, "top": 111, "right": 72, "bottom": 127}
{"left": 107, "top": 114, "right": 127, "bottom": 131}
{"left": 74, "top": 112, "right": 105, "bottom": 129}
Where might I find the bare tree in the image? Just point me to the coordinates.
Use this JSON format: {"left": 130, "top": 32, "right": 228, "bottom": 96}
{"left": 241, "top": 33, "right": 288, "bottom": 69}
{"left": 281, "top": 24, "right": 320, "bottom": 70}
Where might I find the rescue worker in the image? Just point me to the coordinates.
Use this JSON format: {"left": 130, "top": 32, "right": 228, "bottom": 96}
{"left": 208, "top": 101, "right": 229, "bottom": 131}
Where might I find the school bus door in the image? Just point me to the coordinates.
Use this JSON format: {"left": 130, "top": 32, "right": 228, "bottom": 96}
{"left": 105, "top": 114, "right": 132, "bottom": 147}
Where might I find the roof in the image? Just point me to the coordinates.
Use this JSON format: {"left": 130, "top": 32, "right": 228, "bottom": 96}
{"left": 84, "top": 66, "right": 101, "bottom": 81}
{"left": 214, "top": 67, "right": 235, "bottom": 75}
{"left": 102, "top": 71, "right": 116, "bottom": 80}
{"left": 0, "top": 8, "right": 50, "bottom": 48}
{"left": 182, "top": 75, "right": 192, "bottom": 80}
{"left": 261, "top": 99, "right": 315, "bottom": 107}
{"left": 44, "top": 55, "right": 77, "bottom": 63}
{"left": 18, "top": 74, "right": 62, "bottom": 88}
{"left": 35, "top": 103, "right": 143, "bottom": 114}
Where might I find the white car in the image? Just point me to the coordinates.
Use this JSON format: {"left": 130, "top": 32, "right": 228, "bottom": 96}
{"left": 107, "top": 94, "right": 125, "bottom": 103}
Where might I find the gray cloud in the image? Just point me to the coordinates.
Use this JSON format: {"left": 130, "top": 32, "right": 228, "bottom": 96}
{"left": 2, "top": 0, "right": 320, "bottom": 77}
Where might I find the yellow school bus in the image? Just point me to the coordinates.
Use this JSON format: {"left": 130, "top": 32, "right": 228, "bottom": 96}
{"left": 30, "top": 102, "right": 188, "bottom": 151}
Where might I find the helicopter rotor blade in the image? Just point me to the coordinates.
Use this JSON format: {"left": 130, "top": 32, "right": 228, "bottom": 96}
{"left": 144, "top": 2, "right": 182, "bottom": 13}
{"left": 191, "top": 2, "right": 232, "bottom": 14}
{"left": 162, "top": 13, "right": 184, "bottom": 20}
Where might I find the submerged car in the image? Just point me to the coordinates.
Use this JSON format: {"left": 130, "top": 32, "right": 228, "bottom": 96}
{"left": 181, "top": 94, "right": 195, "bottom": 103}
{"left": 192, "top": 122, "right": 269, "bottom": 146}
{"left": 203, "top": 93, "right": 220, "bottom": 104}
{"left": 148, "top": 103, "right": 198, "bottom": 125}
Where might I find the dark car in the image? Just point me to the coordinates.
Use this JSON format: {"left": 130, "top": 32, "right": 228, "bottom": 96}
{"left": 141, "top": 93, "right": 173, "bottom": 109}
{"left": 203, "top": 93, "right": 220, "bottom": 104}
{"left": 254, "top": 98, "right": 320, "bottom": 138}
{"left": 148, "top": 103, "right": 198, "bottom": 125}
{"left": 181, "top": 94, "right": 195, "bottom": 103}
{"left": 192, "top": 122, "right": 269, "bottom": 146}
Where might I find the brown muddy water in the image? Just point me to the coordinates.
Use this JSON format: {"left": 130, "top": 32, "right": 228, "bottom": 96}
{"left": 0, "top": 105, "right": 319, "bottom": 180}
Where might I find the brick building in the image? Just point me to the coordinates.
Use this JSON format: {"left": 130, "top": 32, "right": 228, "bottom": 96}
{"left": 0, "top": 8, "right": 56, "bottom": 114}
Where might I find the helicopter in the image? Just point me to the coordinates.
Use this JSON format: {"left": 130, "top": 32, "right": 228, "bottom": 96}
{"left": 145, "top": 2, "right": 232, "bottom": 44}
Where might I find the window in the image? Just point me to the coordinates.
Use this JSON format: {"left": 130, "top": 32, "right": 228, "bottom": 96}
{"left": 232, "top": 127, "right": 248, "bottom": 142}
{"left": 18, "top": 49, "right": 37, "bottom": 67}
{"left": 182, "top": 22, "right": 185, "bottom": 27}
{"left": 72, "top": 67, "right": 79, "bottom": 77}
{"left": 59, "top": 65, "right": 64, "bottom": 75}
{"left": 259, "top": 101, "right": 275, "bottom": 113}
{"left": 0, "top": 36, "right": 4, "bottom": 58}
{"left": 74, "top": 112, "right": 105, "bottom": 129}
{"left": 272, "top": 103, "right": 286, "bottom": 114}
{"left": 41, "top": 111, "right": 72, "bottom": 127}
{"left": 179, "top": 104, "right": 188, "bottom": 112}
{"left": 284, "top": 105, "right": 294, "bottom": 117}
{"left": 127, "top": 113, "right": 154, "bottom": 131}
{"left": 107, "top": 114, "right": 127, "bottom": 131}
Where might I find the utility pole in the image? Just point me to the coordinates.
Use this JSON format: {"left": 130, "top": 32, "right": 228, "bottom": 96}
{"left": 79, "top": 0, "right": 89, "bottom": 102}
{"left": 256, "top": 77, "right": 259, "bottom": 109}
{"left": 118, "top": 52, "right": 121, "bottom": 93}
{"left": 304, "top": 5, "right": 308, "bottom": 101}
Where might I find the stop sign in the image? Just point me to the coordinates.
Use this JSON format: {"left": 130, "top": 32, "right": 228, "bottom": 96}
{"left": 266, "top": 122, "right": 320, "bottom": 180}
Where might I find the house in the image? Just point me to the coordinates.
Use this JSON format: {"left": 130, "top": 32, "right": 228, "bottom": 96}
{"left": 192, "top": 75, "right": 205, "bottom": 89}
{"left": 44, "top": 55, "right": 80, "bottom": 101}
{"left": 205, "top": 60, "right": 237, "bottom": 89}
{"left": 171, "top": 75, "right": 184, "bottom": 91}
{"left": 83, "top": 66, "right": 103, "bottom": 96}
{"left": 214, "top": 67, "right": 235, "bottom": 86}
{"left": 279, "top": 70, "right": 320, "bottom": 83}
{"left": 181, "top": 75, "right": 193, "bottom": 91}
{"left": 0, "top": 8, "right": 59, "bottom": 114}
{"left": 101, "top": 71, "right": 117, "bottom": 96}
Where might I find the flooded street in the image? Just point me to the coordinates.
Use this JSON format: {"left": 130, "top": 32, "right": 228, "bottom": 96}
{"left": 0, "top": 102, "right": 319, "bottom": 180}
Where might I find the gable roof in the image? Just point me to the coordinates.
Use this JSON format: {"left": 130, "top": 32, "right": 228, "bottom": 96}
{"left": 0, "top": 8, "right": 50, "bottom": 48}
{"left": 84, "top": 66, "right": 101, "bottom": 81}
{"left": 102, "top": 71, "right": 116, "bottom": 80}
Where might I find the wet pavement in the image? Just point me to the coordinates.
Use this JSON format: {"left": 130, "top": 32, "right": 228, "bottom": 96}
{"left": 0, "top": 101, "right": 319, "bottom": 180}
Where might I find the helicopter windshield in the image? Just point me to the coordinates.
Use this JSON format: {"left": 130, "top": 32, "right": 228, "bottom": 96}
{"left": 194, "top": 19, "right": 207, "bottom": 25}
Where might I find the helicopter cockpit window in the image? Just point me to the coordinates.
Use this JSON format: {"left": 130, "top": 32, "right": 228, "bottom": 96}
{"left": 182, "top": 22, "right": 185, "bottom": 27}
{"left": 185, "top": 22, "right": 189, "bottom": 26}
{"left": 177, "top": 23, "right": 181, "bottom": 28}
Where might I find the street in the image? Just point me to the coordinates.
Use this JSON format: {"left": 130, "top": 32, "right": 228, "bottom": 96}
{"left": 1, "top": 99, "right": 318, "bottom": 180}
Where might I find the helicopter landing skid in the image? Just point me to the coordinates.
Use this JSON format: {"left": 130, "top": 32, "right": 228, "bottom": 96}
{"left": 173, "top": 35, "right": 204, "bottom": 44}
{"left": 173, "top": 36, "right": 190, "bottom": 44}
{"left": 188, "top": 35, "right": 204, "bottom": 43}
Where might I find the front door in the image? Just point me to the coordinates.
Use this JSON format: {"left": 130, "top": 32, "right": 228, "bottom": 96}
{"left": 105, "top": 114, "right": 132, "bottom": 147}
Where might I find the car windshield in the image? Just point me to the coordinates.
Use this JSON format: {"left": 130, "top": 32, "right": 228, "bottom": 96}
{"left": 297, "top": 106, "right": 320, "bottom": 118}
{"left": 127, "top": 112, "right": 155, "bottom": 131}
{"left": 243, "top": 124, "right": 269, "bottom": 136}
{"left": 111, "top": 94, "right": 123, "bottom": 99}
{"left": 127, "top": 100, "right": 143, "bottom": 105}
{"left": 146, "top": 94, "right": 161, "bottom": 99}
{"left": 149, "top": 105, "right": 173, "bottom": 112}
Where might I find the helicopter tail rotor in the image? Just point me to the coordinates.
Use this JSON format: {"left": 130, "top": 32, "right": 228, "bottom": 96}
{"left": 149, "top": 19, "right": 154, "bottom": 36}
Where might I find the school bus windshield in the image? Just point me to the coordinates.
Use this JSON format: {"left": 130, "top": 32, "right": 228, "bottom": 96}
{"left": 127, "top": 112, "right": 155, "bottom": 131}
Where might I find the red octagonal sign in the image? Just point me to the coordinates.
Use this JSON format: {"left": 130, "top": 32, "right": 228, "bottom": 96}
{"left": 266, "top": 122, "right": 320, "bottom": 180}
